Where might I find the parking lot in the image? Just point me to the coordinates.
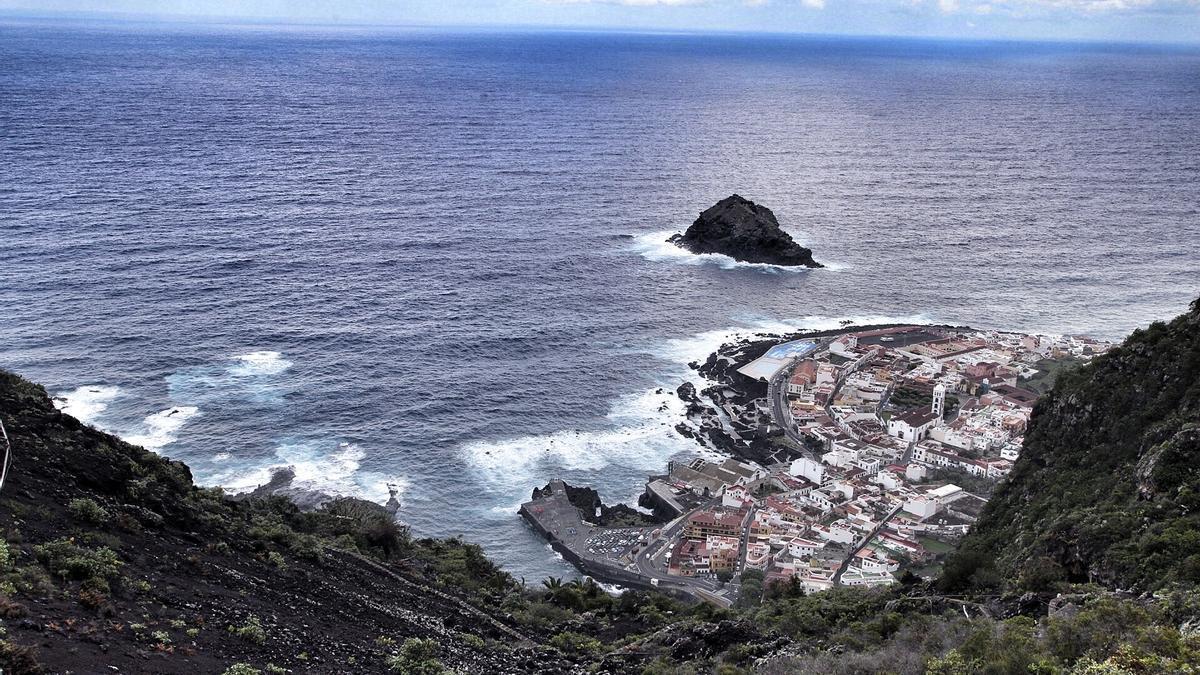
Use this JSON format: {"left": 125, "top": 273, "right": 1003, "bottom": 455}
{"left": 585, "top": 528, "right": 646, "bottom": 559}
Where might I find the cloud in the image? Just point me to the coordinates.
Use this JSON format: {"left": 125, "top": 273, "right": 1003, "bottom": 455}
{"left": 545, "top": 0, "right": 708, "bottom": 5}
{"left": 801, "top": 0, "right": 827, "bottom": 7}
{"left": 911, "top": 0, "right": 1190, "bottom": 14}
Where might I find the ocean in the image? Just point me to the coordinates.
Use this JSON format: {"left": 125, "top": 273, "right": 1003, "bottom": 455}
{"left": 1, "top": 20, "right": 1198, "bottom": 582}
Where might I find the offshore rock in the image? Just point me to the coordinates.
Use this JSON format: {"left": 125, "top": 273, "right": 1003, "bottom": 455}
{"left": 668, "top": 194, "right": 822, "bottom": 267}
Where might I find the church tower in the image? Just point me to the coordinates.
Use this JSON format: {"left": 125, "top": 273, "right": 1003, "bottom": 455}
{"left": 932, "top": 382, "right": 946, "bottom": 419}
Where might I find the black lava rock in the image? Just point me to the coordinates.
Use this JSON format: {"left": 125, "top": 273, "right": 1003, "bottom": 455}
{"left": 668, "top": 194, "right": 822, "bottom": 267}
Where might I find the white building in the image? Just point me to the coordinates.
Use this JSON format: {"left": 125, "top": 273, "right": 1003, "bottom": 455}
{"left": 789, "top": 457, "right": 825, "bottom": 485}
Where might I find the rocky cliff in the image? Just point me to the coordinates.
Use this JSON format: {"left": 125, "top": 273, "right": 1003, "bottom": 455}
{"left": 944, "top": 297, "right": 1200, "bottom": 593}
{"left": 668, "top": 195, "right": 821, "bottom": 267}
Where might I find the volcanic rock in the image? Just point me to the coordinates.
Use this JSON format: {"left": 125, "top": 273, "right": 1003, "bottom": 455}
{"left": 668, "top": 194, "right": 821, "bottom": 267}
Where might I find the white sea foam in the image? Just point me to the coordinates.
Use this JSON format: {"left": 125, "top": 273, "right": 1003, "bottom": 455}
{"left": 656, "top": 314, "right": 935, "bottom": 367}
{"left": 166, "top": 349, "right": 294, "bottom": 406}
{"left": 631, "top": 230, "right": 834, "bottom": 273}
{"left": 228, "top": 351, "right": 293, "bottom": 377}
{"left": 462, "top": 386, "right": 700, "bottom": 494}
{"left": 52, "top": 385, "right": 121, "bottom": 426}
{"left": 216, "top": 441, "right": 410, "bottom": 506}
{"left": 123, "top": 406, "right": 200, "bottom": 451}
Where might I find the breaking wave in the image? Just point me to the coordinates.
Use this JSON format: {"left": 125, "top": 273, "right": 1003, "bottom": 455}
{"left": 630, "top": 230, "right": 833, "bottom": 273}
{"left": 215, "top": 440, "right": 409, "bottom": 506}
{"left": 166, "top": 350, "right": 294, "bottom": 405}
{"left": 461, "top": 386, "right": 707, "bottom": 497}
{"left": 228, "top": 351, "right": 293, "bottom": 377}
{"left": 52, "top": 386, "right": 199, "bottom": 452}
{"left": 52, "top": 385, "right": 121, "bottom": 427}
{"left": 123, "top": 406, "right": 201, "bottom": 451}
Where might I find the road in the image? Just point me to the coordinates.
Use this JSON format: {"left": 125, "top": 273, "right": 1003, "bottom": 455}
{"left": 767, "top": 337, "right": 834, "bottom": 451}
{"left": 628, "top": 499, "right": 729, "bottom": 605}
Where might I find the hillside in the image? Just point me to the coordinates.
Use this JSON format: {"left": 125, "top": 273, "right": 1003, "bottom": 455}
{"left": 0, "top": 370, "right": 581, "bottom": 674}
{"left": 945, "top": 297, "right": 1200, "bottom": 593}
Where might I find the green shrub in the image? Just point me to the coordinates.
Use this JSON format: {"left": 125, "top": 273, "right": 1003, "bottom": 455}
{"left": 33, "top": 538, "right": 122, "bottom": 584}
{"left": 67, "top": 498, "right": 109, "bottom": 525}
{"left": 221, "top": 665, "right": 262, "bottom": 675}
{"left": 386, "top": 637, "right": 445, "bottom": 674}
{"left": 228, "top": 615, "right": 267, "bottom": 645}
{"left": 549, "top": 630, "right": 602, "bottom": 655}
{"left": 462, "top": 633, "right": 486, "bottom": 649}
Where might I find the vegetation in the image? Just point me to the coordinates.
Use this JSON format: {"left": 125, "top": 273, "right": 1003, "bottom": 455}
{"left": 386, "top": 638, "right": 446, "bottom": 674}
{"left": 66, "top": 497, "right": 108, "bottom": 525}
{"left": 228, "top": 615, "right": 267, "bottom": 645}
{"left": 946, "top": 298, "right": 1200, "bottom": 593}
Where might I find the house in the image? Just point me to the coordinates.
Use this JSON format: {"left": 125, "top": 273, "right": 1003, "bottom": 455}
{"left": 745, "top": 542, "right": 771, "bottom": 570}
{"left": 683, "top": 510, "right": 744, "bottom": 540}
{"left": 841, "top": 566, "right": 896, "bottom": 588}
{"left": 667, "top": 539, "right": 709, "bottom": 577}
{"left": 787, "top": 537, "right": 823, "bottom": 558}
{"left": 787, "top": 360, "right": 818, "bottom": 396}
{"left": 722, "top": 484, "right": 753, "bottom": 509}
{"left": 807, "top": 491, "right": 836, "bottom": 512}
{"left": 789, "top": 457, "right": 825, "bottom": 485}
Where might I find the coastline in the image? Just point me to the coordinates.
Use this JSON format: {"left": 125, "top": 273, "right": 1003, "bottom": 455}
{"left": 519, "top": 319, "right": 1102, "bottom": 600}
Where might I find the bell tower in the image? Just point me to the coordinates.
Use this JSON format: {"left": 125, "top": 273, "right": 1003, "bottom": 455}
{"left": 932, "top": 382, "right": 946, "bottom": 419}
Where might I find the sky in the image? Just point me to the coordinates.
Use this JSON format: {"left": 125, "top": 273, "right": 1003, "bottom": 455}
{"left": 2, "top": 0, "right": 1200, "bottom": 43}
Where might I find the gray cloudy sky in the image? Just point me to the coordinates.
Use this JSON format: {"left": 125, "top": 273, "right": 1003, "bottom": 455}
{"left": 3, "top": 0, "right": 1199, "bottom": 42}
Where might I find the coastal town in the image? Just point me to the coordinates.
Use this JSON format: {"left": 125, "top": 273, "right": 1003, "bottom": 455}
{"left": 521, "top": 324, "right": 1110, "bottom": 605}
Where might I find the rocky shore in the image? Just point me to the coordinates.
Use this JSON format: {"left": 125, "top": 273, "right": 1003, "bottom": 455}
{"left": 530, "top": 481, "right": 668, "bottom": 528}
{"left": 674, "top": 323, "right": 950, "bottom": 466}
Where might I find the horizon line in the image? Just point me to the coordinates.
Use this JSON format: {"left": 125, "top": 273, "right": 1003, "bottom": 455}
{"left": 2, "top": 8, "right": 1199, "bottom": 49}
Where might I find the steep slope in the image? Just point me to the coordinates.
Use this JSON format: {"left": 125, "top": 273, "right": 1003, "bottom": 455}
{"left": 946, "top": 297, "right": 1200, "bottom": 592}
{"left": 0, "top": 370, "right": 575, "bottom": 674}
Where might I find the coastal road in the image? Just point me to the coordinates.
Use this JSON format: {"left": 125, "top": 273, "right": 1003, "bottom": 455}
{"left": 767, "top": 339, "right": 834, "bottom": 451}
{"left": 628, "top": 500, "right": 730, "bottom": 603}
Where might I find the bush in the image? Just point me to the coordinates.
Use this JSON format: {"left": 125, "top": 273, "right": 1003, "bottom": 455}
{"left": 32, "top": 538, "right": 122, "bottom": 584}
{"left": 462, "top": 633, "right": 486, "bottom": 649}
{"left": 549, "top": 631, "right": 602, "bottom": 655}
{"left": 0, "top": 638, "right": 43, "bottom": 675}
{"left": 229, "top": 615, "right": 267, "bottom": 646}
{"left": 221, "top": 665, "right": 262, "bottom": 675}
{"left": 386, "top": 637, "right": 445, "bottom": 674}
{"left": 67, "top": 498, "right": 109, "bottom": 525}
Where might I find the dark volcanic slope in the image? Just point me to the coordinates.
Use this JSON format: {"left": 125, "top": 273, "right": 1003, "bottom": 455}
{"left": 945, "top": 297, "right": 1200, "bottom": 593}
{"left": 0, "top": 370, "right": 576, "bottom": 674}
{"left": 668, "top": 195, "right": 822, "bottom": 267}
